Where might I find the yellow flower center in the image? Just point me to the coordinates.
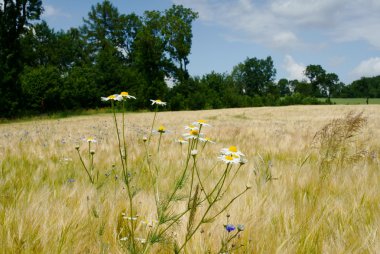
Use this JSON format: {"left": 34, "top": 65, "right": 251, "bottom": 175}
{"left": 87, "top": 137, "right": 95, "bottom": 142}
{"left": 108, "top": 95, "right": 116, "bottom": 99}
{"left": 190, "top": 129, "right": 199, "bottom": 135}
{"left": 229, "top": 146, "right": 238, "bottom": 152}
{"left": 158, "top": 125, "right": 165, "bottom": 132}
{"left": 198, "top": 119, "right": 206, "bottom": 124}
{"left": 120, "top": 91, "right": 129, "bottom": 96}
{"left": 156, "top": 99, "right": 162, "bottom": 103}
{"left": 225, "top": 155, "right": 233, "bottom": 161}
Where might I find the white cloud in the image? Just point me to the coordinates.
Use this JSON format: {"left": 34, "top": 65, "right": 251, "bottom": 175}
{"left": 270, "top": 0, "right": 345, "bottom": 27}
{"left": 351, "top": 57, "right": 380, "bottom": 79}
{"left": 272, "top": 32, "right": 299, "bottom": 48}
{"left": 283, "top": 55, "right": 306, "bottom": 81}
{"left": 42, "top": 5, "right": 70, "bottom": 18}
{"left": 172, "top": 0, "right": 380, "bottom": 49}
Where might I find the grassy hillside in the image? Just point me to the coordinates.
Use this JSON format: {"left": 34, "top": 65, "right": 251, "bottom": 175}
{"left": 1, "top": 105, "right": 379, "bottom": 253}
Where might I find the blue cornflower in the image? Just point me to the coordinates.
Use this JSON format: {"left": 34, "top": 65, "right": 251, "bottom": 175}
{"left": 225, "top": 224, "right": 236, "bottom": 232}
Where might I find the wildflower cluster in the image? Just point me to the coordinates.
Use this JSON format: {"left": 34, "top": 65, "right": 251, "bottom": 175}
{"left": 75, "top": 92, "right": 251, "bottom": 254}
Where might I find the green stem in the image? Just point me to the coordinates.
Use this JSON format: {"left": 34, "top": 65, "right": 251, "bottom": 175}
{"left": 163, "top": 139, "right": 193, "bottom": 212}
{"left": 143, "top": 140, "right": 194, "bottom": 254}
{"left": 204, "top": 187, "right": 250, "bottom": 223}
{"left": 88, "top": 141, "right": 91, "bottom": 162}
{"left": 157, "top": 132, "right": 162, "bottom": 153}
{"left": 187, "top": 157, "right": 196, "bottom": 208}
{"left": 122, "top": 100, "right": 128, "bottom": 171}
{"left": 76, "top": 149, "right": 93, "bottom": 184}
{"left": 111, "top": 102, "right": 135, "bottom": 252}
{"left": 177, "top": 164, "right": 230, "bottom": 253}
{"left": 220, "top": 164, "right": 242, "bottom": 198}
{"left": 218, "top": 230, "right": 240, "bottom": 254}
{"left": 194, "top": 159, "right": 211, "bottom": 204}
{"left": 208, "top": 164, "right": 230, "bottom": 201}
{"left": 148, "top": 106, "right": 158, "bottom": 146}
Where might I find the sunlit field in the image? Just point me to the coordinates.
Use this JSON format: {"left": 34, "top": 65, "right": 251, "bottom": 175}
{"left": 1, "top": 105, "right": 379, "bottom": 253}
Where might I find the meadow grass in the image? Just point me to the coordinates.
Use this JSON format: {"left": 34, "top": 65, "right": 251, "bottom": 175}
{"left": 319, "top": 98, "right": 380, "bottom": 105}
{"left": 0, "top": 105, "right": 379, "bottom": 253}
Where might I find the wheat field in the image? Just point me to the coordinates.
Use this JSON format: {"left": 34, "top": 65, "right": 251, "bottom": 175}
{"left": 1, "top": 105, "right": 379, "bottom": 253}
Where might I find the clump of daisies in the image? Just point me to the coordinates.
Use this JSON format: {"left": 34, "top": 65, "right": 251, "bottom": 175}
{"left": 76, "top": 93, "right": 251, "bottom": 254}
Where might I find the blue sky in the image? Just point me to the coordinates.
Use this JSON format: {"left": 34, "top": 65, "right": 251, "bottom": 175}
{"left": 37, "top": 0, "right": 380, "bottom": 84}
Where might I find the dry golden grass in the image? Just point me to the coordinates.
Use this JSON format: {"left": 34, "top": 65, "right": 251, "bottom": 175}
{"left": 1, "top": 105, "right": 379, "bottom": 253}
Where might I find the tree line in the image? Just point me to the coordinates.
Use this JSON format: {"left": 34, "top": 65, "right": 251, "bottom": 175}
{"left": 1, "top": 0, "right": 379, "bottom": 118}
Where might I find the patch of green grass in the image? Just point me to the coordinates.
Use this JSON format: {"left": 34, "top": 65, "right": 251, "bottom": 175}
{"left": 319, "top": 98, "right": 380, "bottom": 105}
{"left": 0, "top": 107, "right": 150, "bottom": 124}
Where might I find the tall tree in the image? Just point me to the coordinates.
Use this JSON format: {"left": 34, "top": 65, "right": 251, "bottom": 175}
{"left": 0, "top": 0, "right": 43, "bottom": 117}
{"left": 81, "top": 0, "right": 127, "bottom": 95}
{"left": 231, "top": 56, "right": 276, "bottom": 97}
{"left": 323, "top": 72, "right": 340, "bottom": 102}
{"left": 82, "top": 0, "right": 124, "bottom": 53}
{"left": 277, "top": 78, "right": 291, "bottom": 96}
{"left": 162, "top": 5, "right": 198, "bottom": 83}
{"left": 21, "top": 21, "right": 56, "bottom": 67}
{"left": 304, "top": 64, "right": 326, "bottom": 97}
{"left": 133, "top": 10, "right": 168, "bottom": 105}
{"left": 119, "top": 13, "right": 142, "bottom": 63}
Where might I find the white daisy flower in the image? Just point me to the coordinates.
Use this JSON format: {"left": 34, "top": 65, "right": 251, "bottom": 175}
{"left": 183, "top": 129, "right": 203, "bottom": 140}
{"left": 152, "top": 125, "right": 170, "bottom": 134}
{"left": 120, "top": 91, "right": 136, "bottom": 99}
{"left": 184, "top": 125, "right": 199, "bottom": 131}
{"left": 86, "top": 137, "right": 97, "bottom": 143}
{"left": 101, "top": 94, "right": 123, "bottom": 101}
{"left": 150, "top": 99, "right": 166, "bottom": 106}
{"left": 192, "top": 119, "right": 211, "bottom": 127}
{"left": 218, "top": 154, "right": 240, "bottom": 164}
{"left": 220, "top": 146, "right": 245, "bottom": 157}
{"left": 175, "top": 137, "right": 188, "bottom": 144}
{"left": 199, "top": 137, "right": 216, "bottom": 144}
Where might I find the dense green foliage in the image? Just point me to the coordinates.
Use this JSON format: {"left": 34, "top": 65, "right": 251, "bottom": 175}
{"left": 1, "top": 0, "right": 379, "bottom": 118}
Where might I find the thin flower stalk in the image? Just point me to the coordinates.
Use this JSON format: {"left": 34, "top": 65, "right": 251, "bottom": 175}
{"left": 147, "top": 107, "right": 158, "bottom": 146}
{"left": 187, "top": 155, "right": 197, "bottom": 209}
{"left": 76, "top": 148, "right": 94, "bottom": 184}
{"left": 194, "top": 158, "right": 211, "bottom": 204}
{"left": 220, "top": 164, "right": 243, "bottom": 198}
{"left": 108, "top": 97, "right": 136, "bottom": 253}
